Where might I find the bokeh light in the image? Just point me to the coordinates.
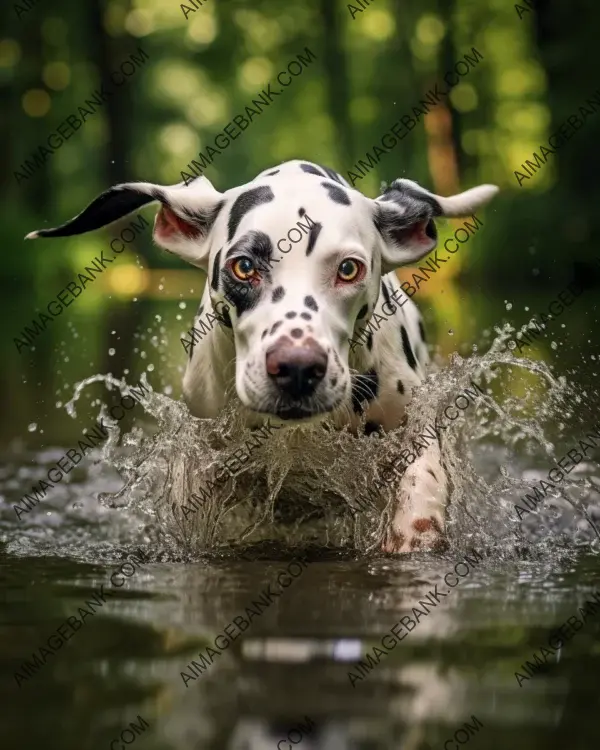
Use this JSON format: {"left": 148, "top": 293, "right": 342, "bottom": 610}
{"left": 22, "top": 89, "right": 51, "bottom": 117}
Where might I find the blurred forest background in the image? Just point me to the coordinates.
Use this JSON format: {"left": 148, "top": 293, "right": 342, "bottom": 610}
{"left": 1, "top": 0, "right": 599, "bottom": 447}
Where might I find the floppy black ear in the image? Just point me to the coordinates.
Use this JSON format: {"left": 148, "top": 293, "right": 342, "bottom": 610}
{"left": 374, "top": 178, "right": 499, "bottom": 271}
{"left": 25, "top": 177, "right": 225, "bottom": 270}
{"left": 25, "top": 182, "right": 159, "bottom": 239}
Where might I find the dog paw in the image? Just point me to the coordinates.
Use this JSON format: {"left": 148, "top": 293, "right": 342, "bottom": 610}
{"left": 382, "top": 528, "right": 406, "bottom": 554}
{"left": 383, "top": 515, "right": 446, "bottom": 554}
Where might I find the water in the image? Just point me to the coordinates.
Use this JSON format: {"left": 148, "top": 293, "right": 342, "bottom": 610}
{"left": 2, "top": 552, "right": 600, "bottom": 749}
{"left": 1, "top": 289, "right": 599, "bottom": 749}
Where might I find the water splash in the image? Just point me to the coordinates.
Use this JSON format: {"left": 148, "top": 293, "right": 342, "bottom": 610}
{"left": 3, "top": 324, "right": 598, "bottom": 563}
{"left": 89, "top": 322, "right": 599, "bottom": 560}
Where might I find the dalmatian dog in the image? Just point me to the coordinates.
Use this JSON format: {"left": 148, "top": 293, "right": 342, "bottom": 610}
{"left": 26, "top": 160, "right": 497, "bottom": 552}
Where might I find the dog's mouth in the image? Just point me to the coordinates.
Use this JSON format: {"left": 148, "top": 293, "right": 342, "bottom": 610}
{"left": 274, "top": 403, "right": 320, "bottom": 420}
{"left": 251, "top": 395, "right": 344, "bottom": 422}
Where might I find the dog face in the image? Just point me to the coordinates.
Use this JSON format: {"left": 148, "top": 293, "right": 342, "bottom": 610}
{"left": 204, "top": 172, "right": 382, "bottom": 420}
{"left": 25, "top": 160, "right": 498, "bottom": 421}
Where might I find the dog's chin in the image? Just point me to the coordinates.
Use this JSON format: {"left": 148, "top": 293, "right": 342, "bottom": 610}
{"left": 248, "top": 396, "right": 343, "bottom": 425}
{"left": 273, "top": 404, "right": 325, "bottom": 422}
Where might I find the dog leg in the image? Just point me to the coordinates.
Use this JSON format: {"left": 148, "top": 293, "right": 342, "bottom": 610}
{"left": 383, "top": 441, "right": 448, "bottom": 554}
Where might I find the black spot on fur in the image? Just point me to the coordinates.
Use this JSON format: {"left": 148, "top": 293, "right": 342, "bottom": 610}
{"left": 330, "top": 377, "right": 338, "bottom": 387}
{"left": 306, "top": 222, "right": 323, "bottom": 256}
{"left": 300, "top": 163, "right": 326, "bottom": 177}
{"left": 397, "top": 379, "right": 405, "bottom": 395}
{"left": 364, "top": 421, "right": 382, "bottom": 436}
{"left": 196, "top": 303, "right": 204, "bottom": 318}
{"left": 251, "top": 232, "right": 275, "bottom": 270}
{"left": 357, "top": 304, "right": 368, "bottom": 320}
{"left": 382, "top": 180, "right": 443, "bottom": 216}
{"left": 216, "top": 304, "right": 233, "bottom": 329}
{"left": 227, "top": 186, "right": 274, "bottom": 241}
{"left": 321, "top": 165, "right": 344, "bottom": 184}
{"left": 300, "top": 312, "right": 311, "bottom": 320}
{"left": 351, "top": 370, "right": 379, "bottom": 413}
{"left": 321, "top": 181, "right": 351, "bottom": 206}
{"left": 266, "top": 170, "right": 280, "bottom": 176}
{"left": 210, "top": 249, "right": 221, "bottom": 291}
{"left": 381, "top": 281, "right": 392, "bottom": 307}
{"left": 285, "top": 311, "right": 297, "bottom": 319}
{"left": 304, "top": 295, "right": 318, "bottom": 312}
{"left": 271, "top": 321, "right": 283, "bottom": 335}
{"left": 222, "top": 281, "right": 255, "bottom": 317}
{"left": 401, "top": 326, "right": 418, "bottom": 371}
{"left": 426, "top": 468, "right": 437, "bottom": 480}
{"left": 366, "top": 332, "right": 373, "bottom": 351}
{"left": 290, "top": 328, "right": 303, "bottom": 339}
{"left": 419, "top": 320, "right": 427, "bottom": 342}
{"left": 261, "top": 329, "right": 268, "bottom": 340}
{"left": 272, "top": 286, "right": 285, "bottom": 302}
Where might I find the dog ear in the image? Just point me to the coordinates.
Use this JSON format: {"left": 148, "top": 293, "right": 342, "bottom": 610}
{"left": 374, "top": 178, "right": 499, "bottom": 272}
{"left": 25, "top": 177, "right": 225, "bottom": 270}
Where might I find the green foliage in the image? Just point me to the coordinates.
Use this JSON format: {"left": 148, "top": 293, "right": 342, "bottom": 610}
{"left": 1, "top": 0, "right": 598, "bottom": 441}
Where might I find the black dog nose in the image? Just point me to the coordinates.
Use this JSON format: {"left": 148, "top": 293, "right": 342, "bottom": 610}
{"left": 266, "top": 339, "right": 328, "bottom": 398}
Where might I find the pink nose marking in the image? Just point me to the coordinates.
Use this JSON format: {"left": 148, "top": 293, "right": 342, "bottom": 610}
{"left": 265, "top": 336, "right": 328, "bottom": 398}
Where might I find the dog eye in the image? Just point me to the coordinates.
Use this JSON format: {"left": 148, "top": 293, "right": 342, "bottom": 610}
{"left": 336, "top": 259, "right": 364, "bottom": 283}
{"left": 231, "top": 257, "right": 257, "bottom": 281}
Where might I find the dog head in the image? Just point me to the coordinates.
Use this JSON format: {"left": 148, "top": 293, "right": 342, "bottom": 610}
{"left": 26, "top": 160, "right": 498, "bottom": 421}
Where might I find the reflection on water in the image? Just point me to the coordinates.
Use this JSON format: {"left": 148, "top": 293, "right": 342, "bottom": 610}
{"left": 1, "top": 551, "right": 600, "bottom": 750}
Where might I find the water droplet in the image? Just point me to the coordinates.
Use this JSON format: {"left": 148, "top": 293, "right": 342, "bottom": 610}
{"left": 154, "top": 315, "right": 162, "bottom": 322}
{"left": 448, "top": 329, "right": 454, "bottom": 335}
{"left": 505, "top": 302, "right": 512, "bottom": 311}
{"left": 28, "top": 423, "right": 37, "bottom": 432}
{"left": 524, "top": 307, "right": 529, "bottom": 312}
{"left": 147, "top": 364, "right": 155, "bottom": 372}
{"left": 179, "top": 302, "right": 187, "bottom": 309}
{"left": 176, "top": 314, "right": 182, "bottom": 320}
{"left": 108, "top": 348, "right": 116, "bottom": 356}
{"left": 158, "top": 284, "right": 164, "bottom": 291}
{"left": 551, "top": 341, "right": 558, "bottom": 350}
